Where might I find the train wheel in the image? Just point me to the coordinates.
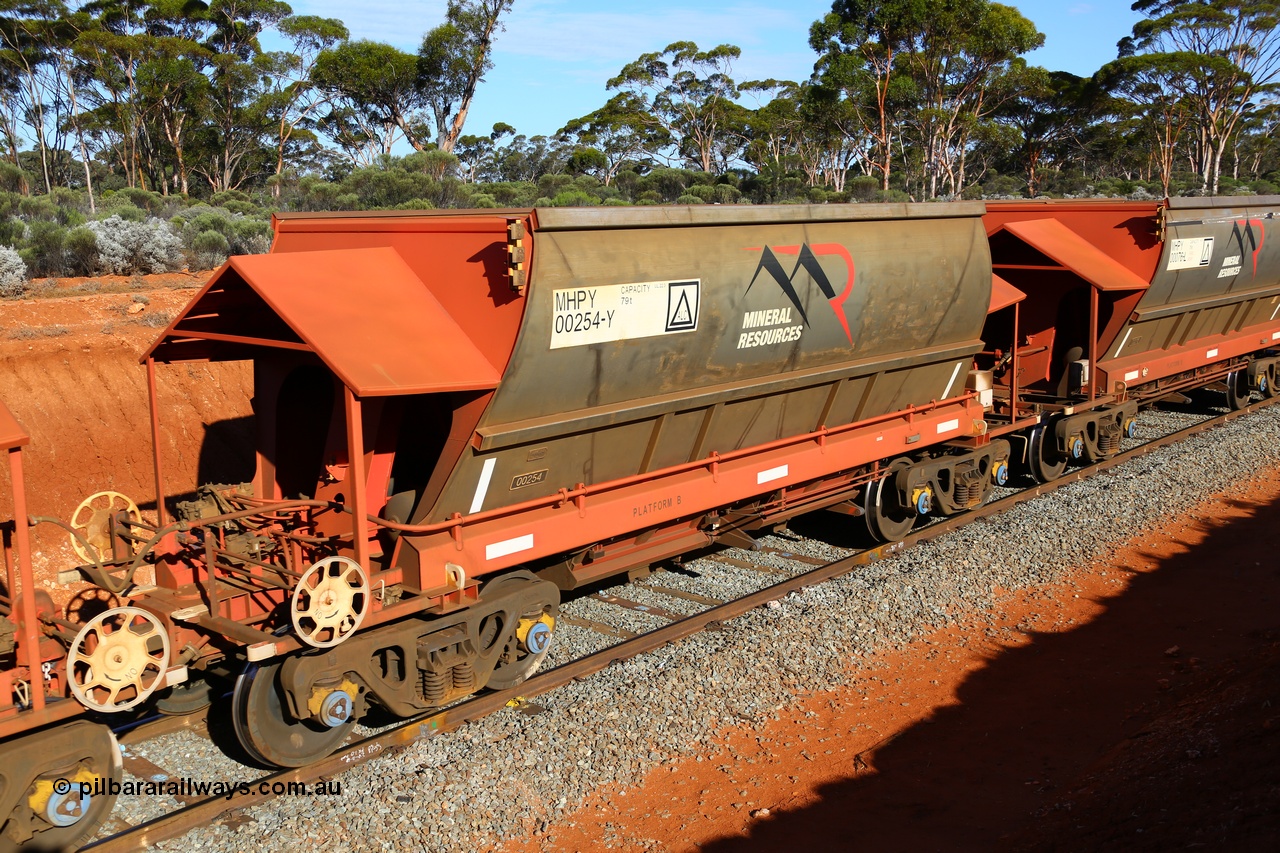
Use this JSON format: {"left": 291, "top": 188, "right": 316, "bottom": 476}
{"left": 232, "top": 659, "right": 355, "bottom": 768}
{"left": 483, "top": 574, "right": 557, "bottom": 692}
{"left": 1, "top": 724, "right": 122, "bottom": 853}
{"left": 1226, "top": 369, "right": 1252, "bottom": 410}
{"left": 861, "top": 461, "right": 916, "bottom": 543}
{"left": 1026, "top": 424, "right": 1067, "bottom": 483}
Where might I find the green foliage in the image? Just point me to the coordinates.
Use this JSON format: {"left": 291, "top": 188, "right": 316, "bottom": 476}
{"left": 548, "top": 189, "right": 598, "bottom": 207}
{"left": 191, "top": 230, "right": 231, "bottom": 270}
{"left": 0, "top": 0, "right": 1272, "bottom": 227}
{"left": 20, "top": 222, "right": 68, "bottom": 277}
{"left": 64, "top": 228, "right": 99, "bottom": 277}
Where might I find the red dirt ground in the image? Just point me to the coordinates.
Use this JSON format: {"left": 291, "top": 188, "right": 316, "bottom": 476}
{"left": 528, "top": 470, "right": 1280, "bottom": 853}
{"left": 0, "top": 272, "right": 253, "bottom": 593}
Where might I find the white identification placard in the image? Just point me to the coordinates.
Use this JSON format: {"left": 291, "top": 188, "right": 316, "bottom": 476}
{"left": 1166, "top": 237, "right": 1214, "bottom": 270}
{"left": 550, "top": 279, "right": 700, "bottom": 349}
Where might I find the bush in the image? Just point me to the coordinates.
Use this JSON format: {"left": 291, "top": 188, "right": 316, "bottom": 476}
{"left": 86, "top": 216, "right": 184, "bottom": 275}
{"left": 549, "top": 189, "right": 598, "bottom": 207}
{"left": 674, "top": 194, "right": 705, "bottom": 205}
{"left": 191, "top": 229, "right": 230, "bottom": 270}
{"left": 228, "top": 218, "right": 272, "bottom": 255}
{"left": 64, "top": 227, "right": 98, "bottom": 276}
{"left": 20, "top": 221, "right": 67, "bottom": 276}
{"left": 0, "top": 245, "right": 27, "bottom": 296}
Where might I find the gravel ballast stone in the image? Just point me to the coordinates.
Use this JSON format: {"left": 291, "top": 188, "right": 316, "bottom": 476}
{"left": 136, "top": 401, "right": 1280, "bottom": 852}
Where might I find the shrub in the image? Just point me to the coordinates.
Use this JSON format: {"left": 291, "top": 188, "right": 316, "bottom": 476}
{"left": 0, "top": 245, "right": 28, "bottom": 296}
{"left": 64, "top": 227, "right": 99, "bottom": 276}
{"left": 674, "top": 194, "right": 706, "bottom": 205}
{"left": 0, "top": 163, "right": 30, "bottom": 194}
{"left": 18, "top": 196, "right": 59, "bottom": 221}
{"left": 86, "top": 216, "right": 184, "bottom": 275}
{"left": 109, "top": 187, "right": 165, "bottom": 214}
{"left": 549, "top": 189, "right": 598, "bottom": 207}
{"left": 191, "top": 229, "right": 230, "bottom": 270}
{"left": 228, "top": 218, "right": 272, "bottom": 255}
{"left": 847, "top": 176, "right": 880, "bottom": 202}
{"left": 20, "top": 221, "right": 67, "bottom": 277}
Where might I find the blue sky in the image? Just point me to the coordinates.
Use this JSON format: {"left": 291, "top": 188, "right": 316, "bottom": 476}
{"left": 287, "top": 0, "right": 1145, "bottom": 140}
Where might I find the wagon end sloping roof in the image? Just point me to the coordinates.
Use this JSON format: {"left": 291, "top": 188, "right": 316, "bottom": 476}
{"left": 143, "top": 247, "right": 501, "bottom": 396}
{"left": 999, "top": 218, "right": 1152, "bottom": 291}
{"left": 0, "top": 399, "right": 28, "bottom": 451}
{"left": 988, "top": 274, "right": 1026, "bottom": 313}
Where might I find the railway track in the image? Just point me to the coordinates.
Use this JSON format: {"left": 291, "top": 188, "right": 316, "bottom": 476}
{"left": 81, "top": 392, "right": 1273, "bottom": 852}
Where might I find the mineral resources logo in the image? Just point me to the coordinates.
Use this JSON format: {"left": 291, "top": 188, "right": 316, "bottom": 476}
{"left": 742, "top": 243, "right": 856, "bottom": 347}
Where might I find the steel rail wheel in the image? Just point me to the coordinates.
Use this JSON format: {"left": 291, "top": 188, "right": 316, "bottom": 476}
{"left": 861, "top": 461, "right": 916, "bottom": 543}
{"left": 232, "top": 659, "right": 355, "bottom": 769}
{"left": 483, "top": 573, "right": 557, "bottom": 692}
{"left": 1226, "top": 369, "right": 1252, "bottom": 410}
{"left": 0, "top": 725, "right": 123, "bottom": 853}
{"left": 1026, "top": 423, "right": 1068, "bottom": 484}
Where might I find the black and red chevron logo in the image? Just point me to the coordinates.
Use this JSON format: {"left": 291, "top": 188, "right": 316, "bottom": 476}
{"left": 745, "top": 243, "right": 855, "bottom": 344}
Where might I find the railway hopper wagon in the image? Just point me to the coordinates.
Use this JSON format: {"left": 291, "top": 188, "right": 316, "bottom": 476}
{"left": 0, "top": 400, "right": 137, "bottom": 852}
{"left": 983, "top": 197, "right": 1280, "bottom": 480}
{"left": 56, "top": 202, "right": 1011, "bottom": 768}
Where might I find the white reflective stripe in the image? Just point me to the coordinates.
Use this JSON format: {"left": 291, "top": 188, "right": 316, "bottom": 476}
{"left": 469, "top": 457, "right": 497, "bottom": 514}
{"left": 1206, "top": 348, "right": 1219, "bottom": 359}
{"left": 941, "top": 362, "right": 963, "bottom": 400}
{"left": 757, "top": 465, "right": 788, "bottom": 485}
{"left": 936, "top": 418, "right": 960, "bottom": 434}
{"left": 1273, "top": 330, "right": 1280, "bottom": 341}
{"left": 1114, "top": 327, "right": 1132, "bottom": 357}
{"left": 486, "top": 534, "right": 534, "bottom": 561}
{"left": 1271, "top": 302, "right": 1280, "bottom": 321}
{"left": 1124, "top": 370, "right": 1140, "bottom": 382}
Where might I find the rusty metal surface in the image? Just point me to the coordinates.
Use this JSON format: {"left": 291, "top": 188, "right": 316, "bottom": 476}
{"left": 266, "top": 214, "right": 524, "bottom": 375}
{"left": 83, "top": 392, "right": 1280, "bottom": 853}
{"left": 0, "top": 399, "right": 28, "bottom": 451}
{"left": 146, "top": 247, "right": 501, "bottom": 396}
{"left": 1166, "top": 195, "right": 1280, "bottom": 210}
{"left": 1143, "top": 197, "right": 1280, "bottom": 309}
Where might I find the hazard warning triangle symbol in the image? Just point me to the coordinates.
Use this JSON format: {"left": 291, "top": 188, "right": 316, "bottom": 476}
{"left": 670, "top": 291, "right": 692, "bottom": 325}
{"left": 665, "top": 281, "right": 699, "bottom": 331}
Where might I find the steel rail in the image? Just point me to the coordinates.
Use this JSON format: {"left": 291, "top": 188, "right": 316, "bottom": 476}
{"left": 82, "top": 394, "right": 1279, "bottom": 852}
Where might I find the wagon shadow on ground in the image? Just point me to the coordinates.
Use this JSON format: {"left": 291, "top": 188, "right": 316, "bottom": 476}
{"left": 134, "top": 415, "right": 256, "bottom": 515}
{"left": 698, "top": 491, "right": 1280, "bottom": 853}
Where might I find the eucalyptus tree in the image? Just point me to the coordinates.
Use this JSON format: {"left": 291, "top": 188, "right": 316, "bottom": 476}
{"left": 1122, "top": 0, "right": 1280, "bottom": 194}
{"left": 418, "top": 0, "right": 513, "bottom": 153}
{"left": 607, "top": 41, "right": 745, "bottom": 174}
{"left": 1098, "top": 50, "right": 1203, "bottom": 196}
{"left": 810, "top": 1, "right": 918, "bottom": 191}
{"left": 312, "top": 39, "right": 430, "bottom": 157}
{"left": 0, "top": 0, "right": 73, "bottom": 194}
{"left": 261, "top": 14, "right": 347, "bottom": 192}
{"left": 993, "top": 64, "right": 1090, "bottom": 196}
{"left": 557, "top": 92, "right": 667, "bottom": 186}
{"left": 192, "top": 0, "right": 291, "bottom": 192}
